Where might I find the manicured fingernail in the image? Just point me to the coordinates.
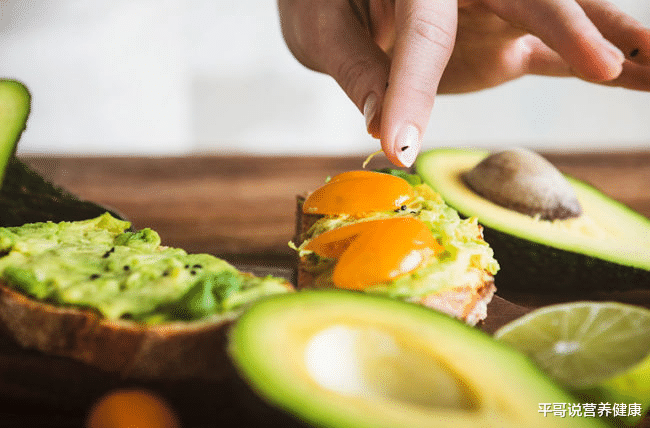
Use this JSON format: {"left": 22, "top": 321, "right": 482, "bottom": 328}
{"left": 603, "top": 41, "right": 625, "bottom": 76}
{"left": 395, "top": 124, "right": 420, "bottom": 168}
{"left": 363, "top": 93, "right": 378, "bottom": 132}
{"left": 605, "top": 40, "right": 625, "bottom": 64}
{"left": 575, "top": 39, "right": 626, "bottom": 81}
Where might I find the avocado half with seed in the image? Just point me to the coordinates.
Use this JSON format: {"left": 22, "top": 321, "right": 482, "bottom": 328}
{"left": 228, "top": 290, "right": 604, "bottom": 428}
{"left": 415, "top": 148, "right": 650, "bottom": 293}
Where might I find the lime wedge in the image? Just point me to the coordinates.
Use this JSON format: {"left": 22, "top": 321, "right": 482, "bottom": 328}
{"left": 495, "top": 301, "right": 650, "bottom": 425}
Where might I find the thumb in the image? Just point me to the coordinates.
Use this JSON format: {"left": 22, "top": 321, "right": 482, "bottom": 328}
{"left": 279, "top": 0, "right": 390, "bottom": 138}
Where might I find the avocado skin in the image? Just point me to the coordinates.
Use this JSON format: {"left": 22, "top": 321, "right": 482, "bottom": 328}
{"left": 482, "top": 225, "right": 650, "bottom": 294}
{"left": 0, "top": 158, "right": 126, "bottom": 227}
{"left": 0, "top": 79, "right": 121, "bottom": 227}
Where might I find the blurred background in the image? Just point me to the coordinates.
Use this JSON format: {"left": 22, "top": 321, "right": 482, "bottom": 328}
{"left": 1, "top": 0, "right": 649, "bottom": 157}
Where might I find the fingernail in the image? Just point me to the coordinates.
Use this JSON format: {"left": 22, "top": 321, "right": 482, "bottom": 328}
{"left": 606, "top": 43, "right": 625, "bottom": 80}
{"left": 395, "top": 124, "right": 420, "bottom": 168}
{"left": 604, "top": 40, "right": 625, "bottom": 64}
{"left": 363, "top": 93, "right": 378, "bottom": 132}
{"left": 602, "top": 41, "right": 625, "bottom": 79}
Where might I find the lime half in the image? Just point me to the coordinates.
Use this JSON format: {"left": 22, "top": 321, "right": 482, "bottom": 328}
{"left": 495, "top": 301, "right": 650, "bottom": 425}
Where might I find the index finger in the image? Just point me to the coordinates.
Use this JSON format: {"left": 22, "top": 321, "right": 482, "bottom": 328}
{"left": 380, "top": 0, "right": 458, "bottom": 167}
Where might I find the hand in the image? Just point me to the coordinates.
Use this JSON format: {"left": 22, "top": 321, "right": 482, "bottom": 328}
{"left": 277, "top": 0, "right": 650, "bottom": 167}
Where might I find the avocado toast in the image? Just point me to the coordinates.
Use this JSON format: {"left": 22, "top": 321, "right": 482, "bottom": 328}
{"left": 293, "top": 170, "right": 499, "bottom": 326}
{"left": 0, "top": 213, "right": 292, "bottom": 381}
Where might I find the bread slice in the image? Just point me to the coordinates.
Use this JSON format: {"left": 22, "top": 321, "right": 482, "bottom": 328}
{"left": 294, "top": 193, "right": 497, "bottom": 326}
{"left": 0, "top": 215, "right": 294, "bottom": 381}
{"left": 0, "top": 271, "right": 292, "bottom": 382}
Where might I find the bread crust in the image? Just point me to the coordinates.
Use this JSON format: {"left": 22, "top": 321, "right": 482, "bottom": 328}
{"left": 0, "top": 275, "right": 292, "bottom": 381}
{"left": 294, "top": 195, "right": 496, "bottom": 326}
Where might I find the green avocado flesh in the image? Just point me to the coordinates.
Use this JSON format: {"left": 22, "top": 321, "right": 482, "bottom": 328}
{"left": 0, "top": 79, "right": 30, "bottom": 188}
{"left": 229, "top": 290, "right": 604, "bottom": 428}
{"left": 416, "top": 148, "right": 650, "bottom": 293}
{"left": 0, "top": 213, "right": 289, "bottom": 324}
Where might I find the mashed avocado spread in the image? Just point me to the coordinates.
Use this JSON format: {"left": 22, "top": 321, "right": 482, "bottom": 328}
{"left": 0, "top": 213, "right": 289, "bottom": 324}
{"left": 297, "top": 176, "right": 500, "bottom": 299}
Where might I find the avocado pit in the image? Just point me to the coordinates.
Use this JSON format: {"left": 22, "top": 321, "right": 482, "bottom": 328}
{"left": 462, "top": 148, "right": 582, "bottom": 220}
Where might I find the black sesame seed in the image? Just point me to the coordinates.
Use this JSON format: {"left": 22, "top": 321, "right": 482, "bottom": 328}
{"left": 401, "top": 205, "right": 407, "bottom": 210}
{"left": 185, "top": 264, "right": 190, "bottom": 269}
{"left": 102, "top": 247, "right": 115, "bottom": 258}
{"left": 193, "top": 264, "right": 203, "bottom": 269}
{"left": 190, "top": 270, "right": 197, "bottom": 275}
{"left": 90, "top": 274, "right": 101, "bottom": 280}
{"left": 162, "top": 270, "right": 170, "bottom": 277}
{"left": 123, "top": 265, "right": 130, "bottom": 271}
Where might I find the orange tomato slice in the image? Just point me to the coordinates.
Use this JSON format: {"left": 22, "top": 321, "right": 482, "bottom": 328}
{"left": 305, "top": 217, "right": 443, "bottom": 290}
{"left": 302, "top": 171, "right": 415, "bottom": 215}
{"left": 304, "top": 220, "right": 380, "bottom": 259}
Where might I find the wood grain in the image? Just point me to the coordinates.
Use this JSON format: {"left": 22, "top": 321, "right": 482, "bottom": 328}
{"left": 21, "top": 151, "right": 650, "bottom": 258}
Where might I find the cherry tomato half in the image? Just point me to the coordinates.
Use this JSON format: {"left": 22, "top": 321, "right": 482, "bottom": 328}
{"left": 306, "top": 217, "right": 442, "bottom": 290}
{"left": 302, "top": 171, "right": 415, "bottom": 216}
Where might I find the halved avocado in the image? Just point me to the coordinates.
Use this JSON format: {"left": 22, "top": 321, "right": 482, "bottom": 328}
{"left": 416, "top": 148, "right": 650, "bottom": 293}
{"left": 228, "top": 290, "right": 603, "bottom": 428}
{"left": 0, "top": 79, "right": 31, "bottom": 187}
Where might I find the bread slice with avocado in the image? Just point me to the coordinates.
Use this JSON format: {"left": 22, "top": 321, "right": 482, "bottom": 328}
{"left": 293, "top": 170, "right": 499, "bottom": 326}
{"left": 0, "top": 213, "right": 293, "bottom": 381}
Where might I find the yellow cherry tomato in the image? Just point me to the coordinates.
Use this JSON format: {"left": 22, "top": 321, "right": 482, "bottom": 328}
{"left": 86, "top": 388, "right": 181, "bottom": 428}
{"left": 304, "top": 219, "right": 380, "bottom": 259}
{"left": 302, "top": 171, "right": 415, "bottom": 215}
{"left": 306, "top": 217, "right": 442, "bottom": 290}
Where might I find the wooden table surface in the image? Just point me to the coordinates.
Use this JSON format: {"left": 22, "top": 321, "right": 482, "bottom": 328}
{"left": 2, "top": 151, "right": 649, "bottom": 427}
{"left": 22, "top": 151, "right": 650, "bottom": 260}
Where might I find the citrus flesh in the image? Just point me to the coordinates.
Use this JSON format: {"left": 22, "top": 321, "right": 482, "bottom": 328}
{"left": 495, "top": 301, "right": 650, "bottom": 425}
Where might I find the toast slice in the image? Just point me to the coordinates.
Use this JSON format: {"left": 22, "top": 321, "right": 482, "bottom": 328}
{"left": 0, "top": 214, "right": 293, "bottom": 381}
{"left": 0, "top": 281, "right": 237, "bottom": 381}
{"left": 293, "top": 175, "right": 499, "bottom": 326}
